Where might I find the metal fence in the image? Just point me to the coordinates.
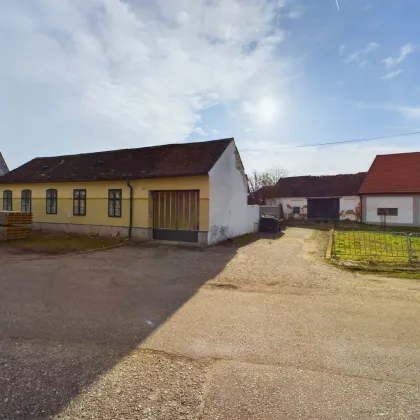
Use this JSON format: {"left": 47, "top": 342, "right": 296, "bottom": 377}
{"left": 410, "top": 233, "right": 420, "bottom": 261}
{"left": 333, "top": 231, "right": 420, "bottom": 262}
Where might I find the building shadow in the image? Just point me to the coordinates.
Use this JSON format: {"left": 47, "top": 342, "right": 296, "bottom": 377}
{"left": 0, "top": 242, "right": 241, "bottom": 419}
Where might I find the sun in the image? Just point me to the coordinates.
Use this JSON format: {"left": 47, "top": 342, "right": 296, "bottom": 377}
{"left": 256, "top": 96, "right": 278, "bottom": 123}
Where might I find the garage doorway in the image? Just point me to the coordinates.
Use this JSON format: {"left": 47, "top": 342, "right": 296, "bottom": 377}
{"left": 307, "top": 198, "right": 340, "bottom": 221}
{"left": 152, "top": 190, "right": 199, "bottom": 242}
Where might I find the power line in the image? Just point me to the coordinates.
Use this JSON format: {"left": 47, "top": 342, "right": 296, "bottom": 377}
{"left": 241, "top": 130, "right": 420, "bottom": 152}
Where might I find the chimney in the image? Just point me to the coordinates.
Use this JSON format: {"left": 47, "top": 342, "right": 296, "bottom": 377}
{"left": 0, "top": 152, "right": 9, "bottom": 176}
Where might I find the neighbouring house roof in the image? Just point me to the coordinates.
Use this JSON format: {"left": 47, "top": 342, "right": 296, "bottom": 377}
{"left": 0, "top": 152, "right": 9, "bottom": 176}
{"left": 248, "top": 186, "right": 272, "bottom": 205}
{"left": 266, "top": 172, "right": 367, "bottom": 198}
{"left": 0, "top": 138, "right": 233, "bottom": 184}
{"left": 359, "top": 152, "right": 420, "bottom": 194}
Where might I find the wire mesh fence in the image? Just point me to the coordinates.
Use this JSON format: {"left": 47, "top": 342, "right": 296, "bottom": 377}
{"left": 409, "top": 233, "right": 420, "bottom": 261}
{"left": 333, "top": 230, "right": 420, "bottom": 263}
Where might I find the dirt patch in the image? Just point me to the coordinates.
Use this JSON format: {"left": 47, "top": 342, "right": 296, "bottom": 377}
{"left": 330, "top": 259, "right": 420, "bottom": 280}
{"left": 206, "top": 283, "right": 239, "bottom": 290}
{"left": 0, "top": 232, "right": 126, "bottom": 255}
{"left": 304, "top": 230, "right": 330, "bottom": 259}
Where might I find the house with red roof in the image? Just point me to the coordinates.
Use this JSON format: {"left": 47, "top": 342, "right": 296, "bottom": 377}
{"left": 359, "top": 152, "right": 420, "bottom": 226}
{"left": 265, "top": 173, "right": 366, "bottom": 221}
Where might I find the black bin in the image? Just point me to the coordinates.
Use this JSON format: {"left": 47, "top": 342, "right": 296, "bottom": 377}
{"left": 259, "top": 216, "right": 281, "bottom": 233}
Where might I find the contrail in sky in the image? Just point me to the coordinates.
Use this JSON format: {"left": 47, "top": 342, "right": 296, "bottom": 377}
{"left": 335, "top": 0, "right": 340, "bottom": 10}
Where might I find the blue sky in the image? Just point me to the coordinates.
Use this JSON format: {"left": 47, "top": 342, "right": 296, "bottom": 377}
{"left": 1, "top": 0, "right": 419, "bottom": 175}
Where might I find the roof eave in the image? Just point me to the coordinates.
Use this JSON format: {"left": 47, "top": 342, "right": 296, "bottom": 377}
{"left": 0, "top": 172, "right": 211, "bottom": 185}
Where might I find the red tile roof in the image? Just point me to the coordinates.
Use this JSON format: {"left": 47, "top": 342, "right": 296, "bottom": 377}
{"left": 359, "top": 152, "right": 420, "bottom": 194}
{"left": 266, "top": 172, "right": 366, "bottom": 198}
{"left": 0, "top": 139, "right": 233, "bottom": 184}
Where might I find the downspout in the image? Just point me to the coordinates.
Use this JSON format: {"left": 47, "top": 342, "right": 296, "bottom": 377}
{"left": 126, "top": 179, "right": 133, "bottom": 239}
{"left": 359, "top": 195, "right": 363, "bottom": 224}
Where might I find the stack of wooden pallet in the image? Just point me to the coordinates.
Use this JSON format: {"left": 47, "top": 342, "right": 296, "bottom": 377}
{"left": 0, "top": 211, "right": 33, "bottom": 241}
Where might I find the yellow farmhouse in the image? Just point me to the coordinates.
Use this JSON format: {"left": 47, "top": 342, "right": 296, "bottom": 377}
{"left": 0, "top": 138, "right": 258, "bottom": 245}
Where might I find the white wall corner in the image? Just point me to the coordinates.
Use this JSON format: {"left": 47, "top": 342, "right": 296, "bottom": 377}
{"left": 208, "top": 141, "right": 250, "bottom": 244}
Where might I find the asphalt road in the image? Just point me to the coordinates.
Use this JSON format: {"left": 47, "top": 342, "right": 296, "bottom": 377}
{"left": 1, "top": 228, "right": 419, "bottom": 419}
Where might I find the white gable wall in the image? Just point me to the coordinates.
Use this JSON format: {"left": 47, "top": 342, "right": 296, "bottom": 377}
{"left": 0, "top": 152, "right": 8, "bottom": 176}
{"left": 208, "top": 141, "right": 257, "bottom": 244}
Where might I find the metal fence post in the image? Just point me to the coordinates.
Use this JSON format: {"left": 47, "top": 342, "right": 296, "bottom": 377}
{"left": 407, "top": 233, "right": 413, "bottom": 262}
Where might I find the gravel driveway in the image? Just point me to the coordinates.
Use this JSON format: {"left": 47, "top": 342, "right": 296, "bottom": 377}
{"left": 1, "top": 228, "right": 420, "bottom": 419}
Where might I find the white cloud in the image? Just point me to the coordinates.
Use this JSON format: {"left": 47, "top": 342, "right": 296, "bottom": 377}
{"left": 400, "top": 107, "right": 420, "bottom": 120}
{"left": 363, "top": 42, "right": 379, "bottom": 54}
{"left": 239, "top": 139, "right": 420, "bottom": 175}
{"left": 285, "top": 5, "right": 306, "bottom": 19}
{"left": 211, "top": 129, "right": 221, "bottom": 136}
{"left": 344, "top": 41, "right": 378, "bottom": 64}
{"left": 240, "top": 134, "right": 420, "bottom": 174}
{"left": 344, "top": 51, "right": 359, "bottom": 63}
{"left": 0, "top": 0, "right": 294, "bottom": 168}
{"left": 357, "top": 102, "right": 420, "bottom": 121}
{"left": 381, "top": 69, "right": 404, "bottom": 81}
{"left": 339, "top": 44, "right": 345, "bottom": 56}
{"left": 382, "top": 42, "right": 416, "bottom": 68}
{"left": 193, "top": 127, "right": 208, "bottom": 136}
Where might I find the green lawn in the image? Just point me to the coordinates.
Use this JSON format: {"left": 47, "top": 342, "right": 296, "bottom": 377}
{"left": 1, "top": 232, "right": 126, "bottom": 254}
{"left": 333, "top": 230, "right": 420, "bottom": 263}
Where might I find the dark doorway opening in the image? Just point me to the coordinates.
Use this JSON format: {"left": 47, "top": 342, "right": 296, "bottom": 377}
{"left": 307, "top": 198, "right": 340, "bottom": 221}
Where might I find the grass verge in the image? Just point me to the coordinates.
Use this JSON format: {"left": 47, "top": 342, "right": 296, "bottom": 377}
{"left": 328, "top": 259, "right": 420, "bottom": 280}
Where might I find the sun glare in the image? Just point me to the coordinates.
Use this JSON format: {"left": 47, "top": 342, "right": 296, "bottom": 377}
{"left": 256, "top": 96, "right": 278, "bottom": 123}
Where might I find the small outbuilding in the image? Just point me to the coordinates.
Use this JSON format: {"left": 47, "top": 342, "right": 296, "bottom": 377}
{"left": 359, "top": 152, "right": 420, "bottom": 226}
{"left": 265, "top": 173, "right": 366, "bottom": 222}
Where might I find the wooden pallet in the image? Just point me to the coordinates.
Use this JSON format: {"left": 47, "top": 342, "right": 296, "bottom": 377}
{"left": 0, "top": 211, "right": 33, "bottom": 225}
{"left": 0, "top": 226, "right": 31, "bottom": 241}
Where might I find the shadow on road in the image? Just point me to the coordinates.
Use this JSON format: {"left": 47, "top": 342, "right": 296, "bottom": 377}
{"left": 0, "top": 240, "right": 259, "bottom": 419}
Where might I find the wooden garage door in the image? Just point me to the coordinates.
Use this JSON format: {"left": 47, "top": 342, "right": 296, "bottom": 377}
{"left": 152, "top": 191, "right": 199, "bottom": 242}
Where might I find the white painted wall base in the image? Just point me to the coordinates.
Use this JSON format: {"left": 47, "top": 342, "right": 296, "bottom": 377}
{"left": 32, "top": 222, "right": 129, "bottom": 237}
{"left": 32, "top": 222, "right": 153, "bottom": 241}
{"left": 132, "top": 228, "right": 152, "bottom": 241}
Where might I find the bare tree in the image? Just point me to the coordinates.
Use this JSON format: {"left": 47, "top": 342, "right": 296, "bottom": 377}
{"left": 248, "top": 166, "right": 288, "bottom": 192}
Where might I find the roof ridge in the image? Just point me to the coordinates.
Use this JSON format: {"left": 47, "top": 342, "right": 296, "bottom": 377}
{"left": 280, "top": 172, "right": 366, "bottom": 180}
{"left": 33, "top": 138, "right": 234, "bottom": 160}
{"left": 376, "top": 151, "right": 420, "bottom": 157}
{"left": 0, "top": 138, "right": 234, "bottom": 183}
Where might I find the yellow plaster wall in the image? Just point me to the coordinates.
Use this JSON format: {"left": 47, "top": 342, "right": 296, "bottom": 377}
{"left": 0, "top": 176, "right": 209, "bottom": 231}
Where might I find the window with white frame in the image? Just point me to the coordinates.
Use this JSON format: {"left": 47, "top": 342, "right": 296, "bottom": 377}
{"left": 21, "top": 189, "right": 31, "bottom": 212}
